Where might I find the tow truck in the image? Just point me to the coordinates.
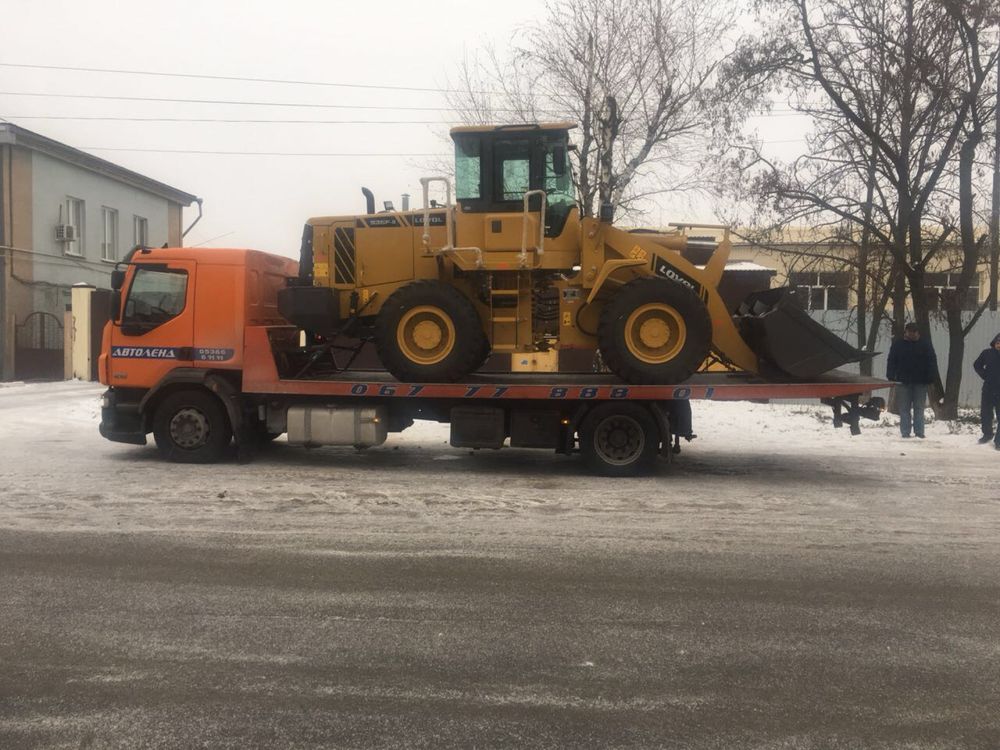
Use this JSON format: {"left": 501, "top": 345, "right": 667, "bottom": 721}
{"left": 98, "top": 247, "right": 887, "bottom": 476}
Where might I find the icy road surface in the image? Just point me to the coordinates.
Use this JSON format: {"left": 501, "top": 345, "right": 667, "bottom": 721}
{"left": 1, "top": 381, "right": 998, "bottom": 748}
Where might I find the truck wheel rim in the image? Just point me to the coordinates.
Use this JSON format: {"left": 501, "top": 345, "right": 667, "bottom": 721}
{"left": 398, "top": 305, "right": 456, "bottom": 365}
{"left": 594, "top": 414, "right": 644, "bottom": 465}
{"left": 170, "top": 407, "right": 210, "bottom": 449}
{"left": 624, "top": 303, "right": 685, "bottom": 364}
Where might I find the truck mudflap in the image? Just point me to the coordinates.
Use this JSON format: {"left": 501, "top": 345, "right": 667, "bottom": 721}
{"left": 735, "top": 288, "right": 872, "bottom": 378}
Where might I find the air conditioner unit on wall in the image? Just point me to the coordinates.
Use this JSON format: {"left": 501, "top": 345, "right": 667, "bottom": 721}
{"left": 55, "top": 224, "right": 77, "bottom": 242}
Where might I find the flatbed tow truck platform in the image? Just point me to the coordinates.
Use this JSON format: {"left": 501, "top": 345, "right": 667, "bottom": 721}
{"left": 217, "top": 325, "right": 887, "bottom": 475}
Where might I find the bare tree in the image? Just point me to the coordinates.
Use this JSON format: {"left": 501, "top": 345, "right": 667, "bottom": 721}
{"left": 445, "top": 0, "right": 747, "bottom": 220}
{"left": 730, "top": 0, "right": 998, "bottom": 412}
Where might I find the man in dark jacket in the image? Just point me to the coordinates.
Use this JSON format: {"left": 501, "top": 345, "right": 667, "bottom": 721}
{"left": 972, "top": 333, "right": 1000, "bottom": 448}
{"left": 886, "top": 322, "right": 938, "bottom": 438}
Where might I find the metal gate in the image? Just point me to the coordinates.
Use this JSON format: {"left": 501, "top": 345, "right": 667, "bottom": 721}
{"left": 14, "top": 311, "right": 64, "bottom": 380}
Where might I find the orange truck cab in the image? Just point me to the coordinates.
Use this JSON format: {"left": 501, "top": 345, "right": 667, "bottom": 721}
{"left": 99, "top": 247, "right": 296, "bottom": 453}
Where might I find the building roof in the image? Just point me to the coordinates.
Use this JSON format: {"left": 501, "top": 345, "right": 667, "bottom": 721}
{"left": 722, "top": 261, "right": 778, "bottom": 273}
{"left": 0, "top": 122, "right": 199, "bottom": 206}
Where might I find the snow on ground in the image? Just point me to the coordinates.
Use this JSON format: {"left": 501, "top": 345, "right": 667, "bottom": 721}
{"left": 0, "top": 380, "right": 996, "bottom": 562}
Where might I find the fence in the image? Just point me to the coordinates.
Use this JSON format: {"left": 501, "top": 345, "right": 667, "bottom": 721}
{"left": 809, "top": 309, "right": 1000, "bottom": 409}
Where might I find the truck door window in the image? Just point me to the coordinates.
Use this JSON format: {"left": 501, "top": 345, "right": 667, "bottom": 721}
{"left": 121, "top": 267, "right": 188, "bottom": 334}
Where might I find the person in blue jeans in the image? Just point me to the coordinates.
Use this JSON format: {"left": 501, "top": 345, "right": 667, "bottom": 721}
{"left": 886, "top": 322, "right": 938, "bottom": 438}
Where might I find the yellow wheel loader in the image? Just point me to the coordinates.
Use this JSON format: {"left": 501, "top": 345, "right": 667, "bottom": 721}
{"left": 278, "top": 122, "right": 866, "bottom": 383}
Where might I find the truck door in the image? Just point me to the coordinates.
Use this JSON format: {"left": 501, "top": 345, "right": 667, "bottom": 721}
{"left": 107, "top": 260, "right": 196, "bottom": 387}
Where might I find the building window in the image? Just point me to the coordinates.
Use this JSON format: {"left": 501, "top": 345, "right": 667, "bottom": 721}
{"left": 789, "top": 271, "right": 851, "bottom": 311}
{"left": 64, "top": 197, "right": 85, "bottom": 256}
{"left": 924, "top": 272, "right": 980, "bottom": 311}
{"left": 133, "top": 215, "right": 148, "bottom": 249}
{"left": 101, "top": 207, "right": 118, "bottom": 261}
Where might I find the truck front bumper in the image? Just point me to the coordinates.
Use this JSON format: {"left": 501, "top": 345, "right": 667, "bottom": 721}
{"left": 99, "top": 388, "right": 148, "bottom": 445}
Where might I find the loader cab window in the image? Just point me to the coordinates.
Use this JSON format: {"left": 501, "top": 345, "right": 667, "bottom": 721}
{"left": 544, "top": 144, "right": 573, "bottom": 215}
{"left": 452, "top": 128, "right": 577, "bottom": 238}
{"left": 495, "top": 140, "right": 533, "bottom": 201}
{"left": 121, "top": 266, "right": 188, "bottom": 333}
{"left": 454, "top": 136, "right": 482, "bottom": 200}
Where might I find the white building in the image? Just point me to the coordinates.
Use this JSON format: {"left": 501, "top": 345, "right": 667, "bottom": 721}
{"left": 0, "top": 123, "right": 197, "bottom": 379}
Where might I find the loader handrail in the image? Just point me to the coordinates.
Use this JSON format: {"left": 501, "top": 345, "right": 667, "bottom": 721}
{"left": 420, "top": 175, "right": 484, "bottom": 268}
{"left": 520, "top": 190, "right": 546, "bottom": 268}
{"left": 420, "top": 176, "right": 453, "bottom": 251}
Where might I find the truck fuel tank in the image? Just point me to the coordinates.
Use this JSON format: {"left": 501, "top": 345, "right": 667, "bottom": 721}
{"left": 286, "top": 405, "right": 387, "bottom": 447}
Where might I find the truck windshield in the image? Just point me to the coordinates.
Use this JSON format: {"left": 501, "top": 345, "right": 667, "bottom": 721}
{"left": 122, "top": 266, "right": 188, "bottom": 331}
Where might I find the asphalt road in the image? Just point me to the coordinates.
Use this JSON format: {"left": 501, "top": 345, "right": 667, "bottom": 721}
{"left": 2, "top": 521, "right": 998, "bottom": 749}
{"left": 1, "top": 385, "right": 999, "bottom": 748}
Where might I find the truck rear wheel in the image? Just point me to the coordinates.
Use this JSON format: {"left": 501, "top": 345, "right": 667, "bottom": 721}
{"left": 375, "top": 280, "right": 487, "bottom": 382}
{"left": 579, "top": 402, "right": 660, "bottom": 476}
{"left": 598, "top": 277, "right": 711, "bottom": 384}
{"left": 152, "top": 389, "right": 232, "bottom": 463}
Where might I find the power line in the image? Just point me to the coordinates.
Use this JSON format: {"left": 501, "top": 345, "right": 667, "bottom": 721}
{"left": 0, "top": 111, "right": 805, "bottom": 125}
{"left": 0, "top": 61, "right": 483, "bottom": 95}
{"left": 0, "top": 62, "right": 811, "bottom": 116}
{"left": 0, "top": 90, "right": 464, "bottom": 112}
{"left": 0, "top": 62, "right": 809, "bottom": 111}
{"left": 0, "top": 91, "right": 801, "bottom": 117}
{"left": 1, "top": 115, "right": 446, "bottom": 125}
{"left": 81, "top": 147, "right": 440, "bottom": 156}
{"left": 81, "top": 141, "right": 806, "bottom": 156}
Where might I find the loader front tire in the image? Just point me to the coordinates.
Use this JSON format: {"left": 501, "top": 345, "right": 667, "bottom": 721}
{"left": 375, "top": 280, "right": 487, "bottom": 382}
{"left": 598, "top": 277, "right": 712, "bottom": 384}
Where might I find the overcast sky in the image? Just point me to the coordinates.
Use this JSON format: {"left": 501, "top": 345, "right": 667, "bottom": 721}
{"left": 1, "top": 0, "right": 806, "bottom": 258}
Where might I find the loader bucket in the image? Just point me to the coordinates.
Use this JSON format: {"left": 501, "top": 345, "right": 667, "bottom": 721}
{"left": 735, "top": 288, "right": 871, "bottom": 378}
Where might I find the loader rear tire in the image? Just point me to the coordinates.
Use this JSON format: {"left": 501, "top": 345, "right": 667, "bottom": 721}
{"left": 375, "top": 280, "right": 487, "bottom": 382}
{"left": 579, "top": 402, "right": 660, "bottom": 476}
{"left": 598, "top": 277, "right": 711, "bottom": 384}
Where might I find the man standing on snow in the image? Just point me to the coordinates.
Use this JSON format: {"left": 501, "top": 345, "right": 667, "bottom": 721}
{"left": 886, "top": 322, "right": 938, "bottom": 439}
{"left": 972, "top": 333, "right": 1000, "bottom": 449}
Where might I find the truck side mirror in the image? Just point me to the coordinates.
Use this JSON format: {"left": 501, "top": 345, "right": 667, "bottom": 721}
{"left": 110, "top": 269, "right": 126, "bottom": 290}
{"left": 110, "top": 290, "right": 122, "bottom": 323}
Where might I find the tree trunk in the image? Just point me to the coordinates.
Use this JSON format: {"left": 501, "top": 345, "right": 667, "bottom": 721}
{"left": 940, "top": 130, "right": 985, "bottom": 418}
{"left": 991, "top": 59, "right": 1000, "bottom": 310}
{"left": 857, "top": 143, "right": 879, "bottom": 375}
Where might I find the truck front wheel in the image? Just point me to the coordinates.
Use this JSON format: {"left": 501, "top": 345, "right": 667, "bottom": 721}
{"left": 152, "top": 389, "right": 233, "bottom": 463}
{"left": 579, "top": 402, "right": 660, "bottom": 476}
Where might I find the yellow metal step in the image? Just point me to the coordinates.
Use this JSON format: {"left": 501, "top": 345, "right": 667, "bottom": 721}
{"left": 491, "top": 316, "right": 518, "bottom": 323}
{"left": 490, "top": 289, "right": 520, "bottom": 296}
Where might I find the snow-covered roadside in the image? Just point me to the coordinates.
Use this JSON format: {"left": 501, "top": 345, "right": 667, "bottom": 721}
{"left": 0, "top": 381, "right": 995, "bottom": 552}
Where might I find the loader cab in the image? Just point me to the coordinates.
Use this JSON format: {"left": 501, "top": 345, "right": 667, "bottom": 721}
{"left": 449, "top": 123, "right": 578, "bottom": 252}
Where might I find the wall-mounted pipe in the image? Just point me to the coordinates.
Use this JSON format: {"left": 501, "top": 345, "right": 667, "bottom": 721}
{"left": 182, "top": 198, "right": 203, "bottom": 240}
